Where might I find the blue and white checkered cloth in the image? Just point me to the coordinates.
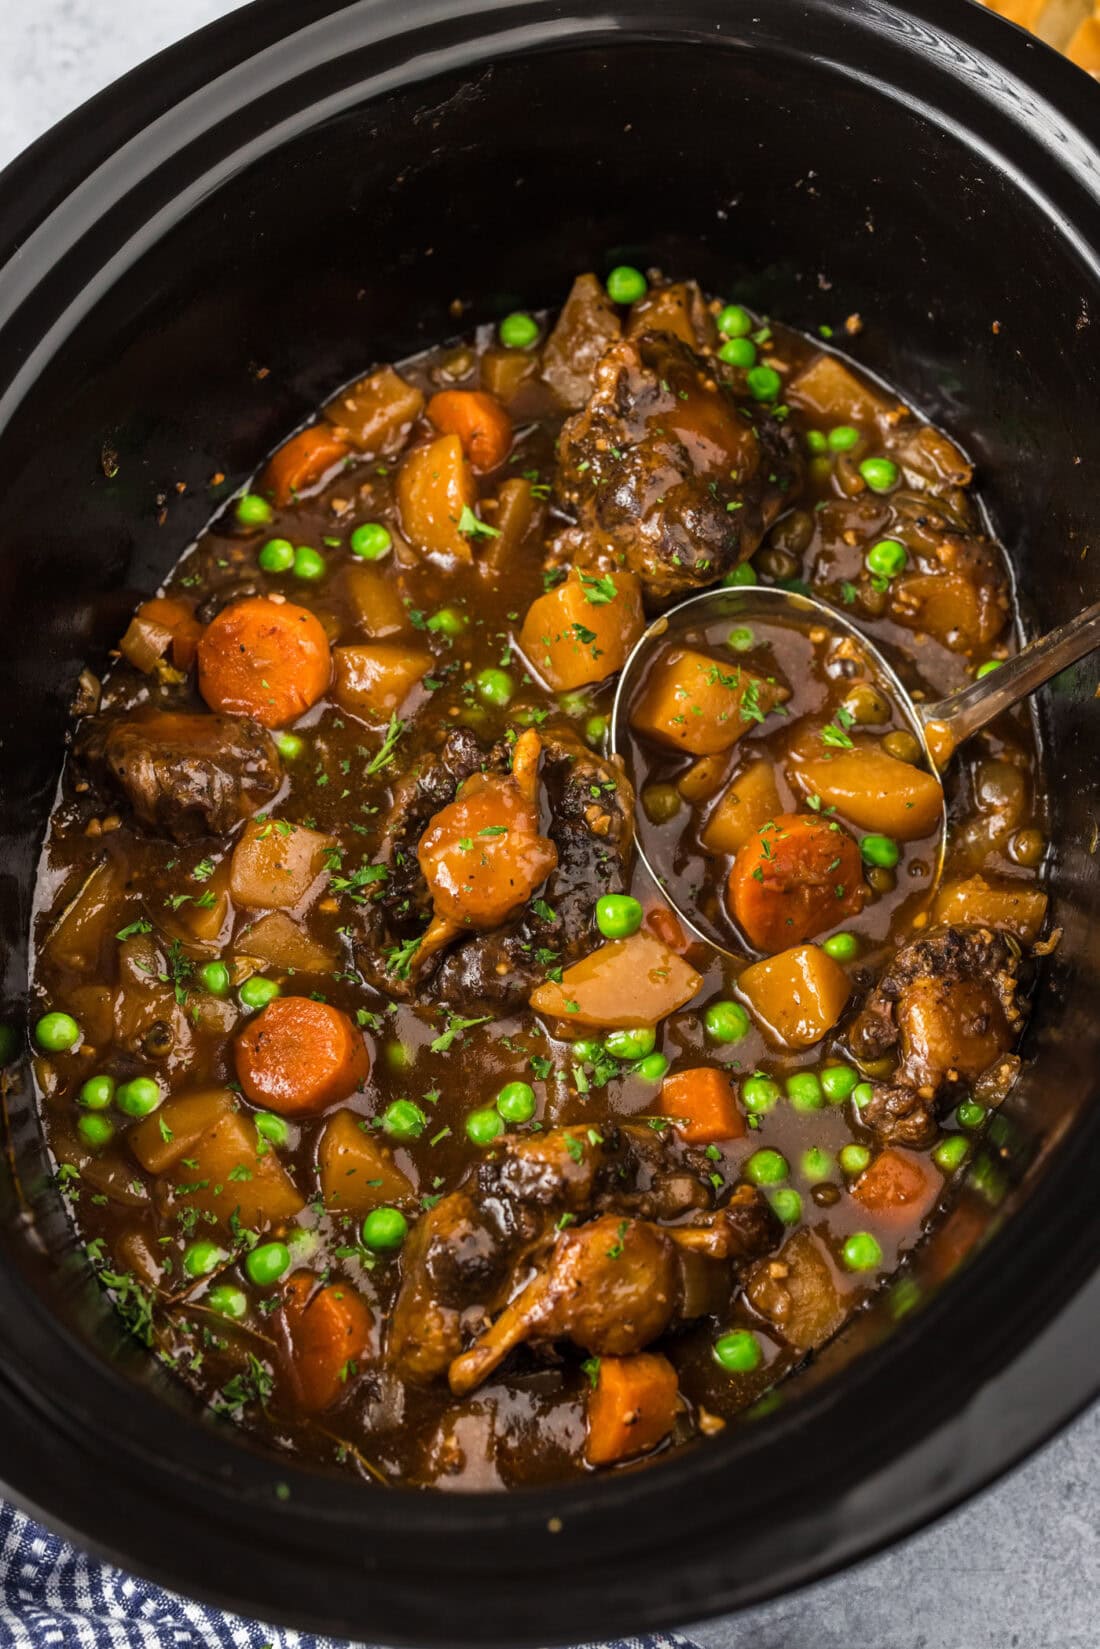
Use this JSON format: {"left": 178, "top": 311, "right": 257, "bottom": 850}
{"left": 0, "top": 1500, "right": 697, "bottom": 1649}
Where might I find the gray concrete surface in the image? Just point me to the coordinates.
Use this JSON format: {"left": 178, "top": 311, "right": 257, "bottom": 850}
{"left": 0, "top": 2, "right": 1096, "bottom": 1644}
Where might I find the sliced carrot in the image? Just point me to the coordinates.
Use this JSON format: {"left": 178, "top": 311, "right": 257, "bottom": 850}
{"left": 660, "top": 1067, "right": 745, "bottom": 1145}
{"left": 727, "top": 812, "right": 866, "bottom": 954}
{"left": 426, "top": 389, "right": 513, "bottom": 473}
{"left": 280, "top": 1271, "right": 373, "bottom": 1412}
{"left": 261, "top": 425, "right": 350, "bottom": 506}
{"left": 585, "top": 1352, "right": 679, "bottom": 1466}
{"left": 137, "top": 597, "right": 203, "bottom": 670}
{"left": 234, "top": 996, "right": 370, "bottom": 1115}
{"left": 852, "top": 1148, "right": 936, "bottom": 1221}
{"left": 197, "top": 595, "right": 331, "bottom": 728}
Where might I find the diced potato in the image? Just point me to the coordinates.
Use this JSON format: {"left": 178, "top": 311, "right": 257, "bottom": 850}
{"left": 701, "top": 761, "right": 782, "bottom": 855}
{"left": 676, "top": 751, "right": 732, "bottom": 805}
{"left": 229, "top": 820, "right": 334, "bottom": 911}
{"left": 235, "top": 910, "right": 336, "bottom": 974}
{"left": 1067, "top": 16, "right": 1100, "bottom": 68}
{"left": 323, "top": 365, "right": 425, "bottom": 456}
{"left": 794, "top": 743, "right": 943, "bottom": 840}
{"left": 318, "top": 1109, "right": 416, "bottom": 1214}
{"left": 157, "top": 859, "right": 231, "bottom": 947}
{"left": 331, "top": 643, "right": 433, "bottom": 724}
{"left": 65, "top": 983, "right": 115, "bottom": 1047}
{"left": 745, "top": 1229, "right": 846, "bottom": 1352}
{"left": 480, "top": 347, "right": 538, "bottom": 405}
{"left": 931, "top": 875, "right": 1048, "bottom": 944}
{"left": 541, "top": 273, "right": 622, "bottom": 411}
{"left": 395, "top": 433, "right": 478, "bottom": 561}
{"left": 626, "top": 280, "right": 716, "bottom": 352}
{"left": 889, "top": 572, "right": 1003, "bottom": 654}
{"left": 518, "top": 569, "right": 645, "bottom": 692}
{"left": 632, "top": 648, "right": 788, "bottom": 756}
{"left": 787, "top": 352, "right": 900, "bottom": 427}
{"left": 113, "top": 933, "right": 192, "bottom": 1060}
{"left": 345, "top": 564, "right": 412, "bottom": 640}
{"left": 530, "top": 931, "right": 702, "bottom": 1029}
{"left": 480, "top": 477, "right": 545, "bottom": 573}
{"left": 737, "top": 944, "right": 851, "bottom": 1049}
{"left": 42, "top": 859, "right": 122, "bottom": 973}
{"left": 135, "top": 1091, "right": 303, "bottom": 1227}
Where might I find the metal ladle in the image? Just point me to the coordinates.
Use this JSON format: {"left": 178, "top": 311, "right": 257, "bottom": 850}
{"left": 610, "top": 584, "right": 1100, "bottom": 956}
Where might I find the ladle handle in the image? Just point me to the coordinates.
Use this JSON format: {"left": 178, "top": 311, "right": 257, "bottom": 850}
{"left": 918, "top": 599, "right": 1100, "bottom": 764}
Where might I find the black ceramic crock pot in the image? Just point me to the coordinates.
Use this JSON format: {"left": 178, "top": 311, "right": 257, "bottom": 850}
{"left": 0, "top": 0, "right": 1098, "bottom": 1641}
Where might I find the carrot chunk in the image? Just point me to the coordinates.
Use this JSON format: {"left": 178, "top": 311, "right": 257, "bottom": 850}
{"left": 852, "top": 1148, "right": 936, "bottom": 1221}
{"left": 234, "top": 996, "right": 370, "bottom": 1115}
{"left": 727, "top": 813, "right": 866, "bottom": 953}
{"left": 660, "top": 1067, "right": 745, "bottom": 1145}
{"left": 261, "top": 424, "right": 350, "bottom": 505}
{"left": 136, "top": 597, "right": 203, "bottom": 670}
{"left": 585, "top": 1352, "right": 679, "bottom": 1466}
{"left": 197, "top": 596, "right": 331, "bottom": 728}
{"left": 426, "top": 389, "right": 514, "bottom": 473}
{"left": 280, "top": 1272, "right": 373, "bottom": 1412}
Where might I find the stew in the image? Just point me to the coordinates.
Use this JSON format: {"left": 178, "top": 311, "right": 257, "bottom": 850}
{"left": 29, "top": 268, "right": 1047, "bottom": 1488}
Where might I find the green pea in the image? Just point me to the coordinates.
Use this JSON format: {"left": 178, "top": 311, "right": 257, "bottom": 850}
{"left": 635, "top": 1052, "right": 671, "bottom": 1083}
{"left": 572, "top": 1039, "right": 602, "bottom": 1065}
{"left": 292, "top": 545, "right": 326, "bottom": 581}
{"left": 957, "top": 1100, "right": 987, "bottom": 1129}
{"left": 865, "top": 538, "right": 907, "bottom": 579}
{"left": 427, "top": 607, "right": 466, "bottom": 636}
{"left": 183, "top": 1240, "right": 226, "bottom": 1278}
{"left": 383, "top": 1041, "right": 412, "bottom": 1073}
{"left": 860, "top": 833, "right": 900, "bottom": 870}
{"left": 800, "top": 1146, "right": 834, "bottom": 1182}
{"left": 255, "top": 1111, "right": 289, "bottom": 1148}
{"left": 200, "top": 962, "right": 231, "bottom": 998}
{"left": 821, "top": 1064, "right": 858, "bottom": 1103}
{"left": 722, "top": 562, "right": 758, "bottom": 588}
{"left": 727, "top": 625, "right": 755, "bottom": 652}
{"left": 746, "top": 365, "right": 782, "bottom": 402}
{"left": 235, "top": 493, "right": 273, "bottom": 528}
{"left": 475, "top": 667, "right": 514, "bottom": 707}
{"left": 704, "top": 1000, "right": 751, "bottom": 1044}
{"left": 78, "top": 1075, "right": 115, "bottom": 1111}
{"left": 595, "top": 894, "right": 643, "bottom": 940}
{"left": 380, "top": 1099, "right": 427, "bottom": 1141}
{"left": 933, "top": 1134, "right": 969, "bottom": 1172}
{"left": 842, "top": 1231, "right": 883, "bottom": 1271}
{"left": 350, "top": 522, "right": 392, "bottom": 561}
{"left": 77, "top": 1113, "right": 114, "bottom": 1149}
{"left": 35, "top": 1012, "right": 81, "bottom": 1053}
{"left": 785, "top": 1071, "right": 824, "bottom": 1111}
{"left": 584, "top": 714, "right": 608, "bottom": 744}
{"left": 839, "top": 1144, "right": 871, "bottom": 1176}
{"left": 496, "top": 1080, "right": 537, "bottom": 1124}
{"left": 606, "top": 265, "right": 647, "bottom": 304}
{"left": 362, "top": 1206, "right": 409, "bottom": 1251}
{"left": 116, "top": 1077, "right": 162, "bottom": 1118}
{"left": 742, "top": 1074, "right": 780, "bottom": 1114}
{"left": 207, "top": 1284, "right": 248, "bottom": 1319}
{"left": 558, "top": 690, "right": 591, "bottom": 717}
{"left": 274, "top": 730, "right": 304, "bottom": 760}
{"left": 717, "top": 304, "right": 753, "bottom": 339}
{"left": 499, "top": 311, "right": 539, "bottom": 349}
{"left": 822, "top": 932, "right": 860, "bottom": 963}
{"left": 239, "top": 976, "right": 280, "bottom": 1011}
{"left": 852, "top": 1081, "right": 875, "bottom": 1110}
{"left": 718, "top": 337, "right": 757, "bottom": 369}
{"left": 858, "top": 457, "right": 899, "bottom": 493}
{"left": 287, "top": 1225, "right": 317, "bottom": 1258}
{"left": 259, "top": 537, "right": 295, "bottom": 572}
{"left": 605, "top": 1026, "right": 656, "bottom": 1061}
{"left": 466, "top": 1106, "right": 504, "bottom": 1146}
{"left": 770, "top": 1188, "right": 803, "bottom": 1224}
{"left": 976, "top": 659, "right": 1002, "bottom": 679}
{"left": 245, "top": 1241, "right": 291, "bottom": 1286}
{"left": 827, "top": 425, "right": 860, "bottom": 451}
{"left": 745, "top": 1148, "right": 789, "bottom": 1186}
{"left": 805, "top": 430, "right": 829, "bottom": 454}
{"left": 713, "top": 1327, "right": 762, "bottom": 1372}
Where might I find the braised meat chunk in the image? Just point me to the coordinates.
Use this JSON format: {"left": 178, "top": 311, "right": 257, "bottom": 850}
{"left": 849, "top": 924, "right": 1026, "bottom": 1147}
{"left": 551, "top": 331, "right": 803, "bottom": 600}
{"left": 77, "top": 709, "right": 282, "bottom": 842}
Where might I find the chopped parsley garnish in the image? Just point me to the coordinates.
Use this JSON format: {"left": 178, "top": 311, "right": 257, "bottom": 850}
{"left": 457, "top": 504, "right": 501, "bottom": 540}
{"left": 366, "top": 714, "right": 405, "bottom": 776}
